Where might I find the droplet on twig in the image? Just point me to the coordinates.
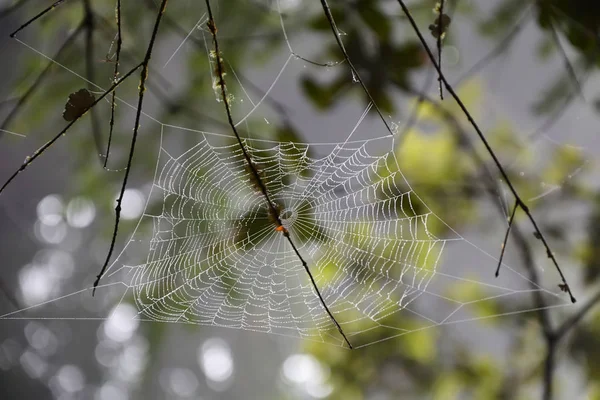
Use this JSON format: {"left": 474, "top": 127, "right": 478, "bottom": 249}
{"left": 63, "top": 89, "right": 95, "bottom": 121}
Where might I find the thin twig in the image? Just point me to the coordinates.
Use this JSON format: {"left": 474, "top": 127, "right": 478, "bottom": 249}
{"left": 10, "top": 0, "right": 69, "bottom": 38}
{"left": 0, "top": 63, "right": 143, "bottom": 196}
{"left": 318, "top": 0, "right": 394, "bottom": 137}
{"left": 205, "top": 0, "right": 352, "bottom": 349}
{"left": 394, "top": 0, "right": 576, "bottom": 303}
{"left": 93, "top": 0, "right": 170, "bottom": 295}
{"left": 105, "top": 0, "right": 123, "bottom": 169}
{"left": 414, "top": 88, "right": 559, "bottom": 399}
{"left": 496, "top": 200, "right": 518, "bottom": 277}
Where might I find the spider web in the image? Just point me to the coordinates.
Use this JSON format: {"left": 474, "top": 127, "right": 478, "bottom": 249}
{"left": 0, "top": 0, "right": 588, "bottom": 349}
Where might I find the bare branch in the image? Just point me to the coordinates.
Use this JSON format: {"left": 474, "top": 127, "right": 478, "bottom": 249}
{"left": 10, "top": 0, "right": 70, "bottom": 38}
{"left": 394, "top": 0, "right": 576, "bottom": 303}
{"left": 205, "top": 0, "right": 352, "bottom": 349}
{"left": 496, "top": 200, "right": 518, "bottom": 277}
{"left": 318, "top": 0, "right": 394, "bottom": 137}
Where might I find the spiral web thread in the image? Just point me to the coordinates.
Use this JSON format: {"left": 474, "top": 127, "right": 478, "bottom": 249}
{"left": 129, "top": 127, "right": 454, "bottom": 347}
{"left": 0, "top": 0, "right": 582, "bottom": 349}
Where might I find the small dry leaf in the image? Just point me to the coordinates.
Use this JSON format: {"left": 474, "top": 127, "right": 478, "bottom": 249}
{"left": 63, "top": 88, "right": 95, "bottom": 121}
{"left": 429, "top": 14, "right": 451, "bottom": 39}
{"left": 558, "top": 283, "right": 569, "bottom": 293}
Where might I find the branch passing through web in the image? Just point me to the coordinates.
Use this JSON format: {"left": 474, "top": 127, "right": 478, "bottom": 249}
{"left": 205, "top": 0, "right": 353, "bottom": 349}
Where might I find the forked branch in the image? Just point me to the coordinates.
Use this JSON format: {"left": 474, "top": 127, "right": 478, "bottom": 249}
{"left": 205, "top": 0, "right": 353, "bottom": 349}
{"left": 394, "top": 0, "right": 576, "bottom": 303}
{"left": 318, "top": 0, "right": 394, "bottom": 137}
{"left": 495, "top": 200, "right": 518, "bottom": 277}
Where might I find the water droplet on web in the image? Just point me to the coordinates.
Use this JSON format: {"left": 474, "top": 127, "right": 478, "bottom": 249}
{"left": 264, "top": 118, "right": 270, "bottom": 124}
{"left": 338, "top": 30, "right": 347, "bottom": 36}
{"left": 351, "top": 70, "right": 359, "bottom": 83}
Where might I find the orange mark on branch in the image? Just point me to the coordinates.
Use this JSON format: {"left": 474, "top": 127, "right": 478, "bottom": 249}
{"left": 275, "top": 225, "right": 287, "bottom": 233}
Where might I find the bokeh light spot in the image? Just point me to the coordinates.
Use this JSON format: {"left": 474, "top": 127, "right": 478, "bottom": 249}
{"left": 103, "top": 304, "right": 139, "bottom": 342}
{"left": 198, "top": 338, "right": 234, "bottom": 384}
{"left": 66, "top": 197, "right": 96, "bottom": 228}
{"left": 118, "top": 189, "right": 145, "bottom": 220}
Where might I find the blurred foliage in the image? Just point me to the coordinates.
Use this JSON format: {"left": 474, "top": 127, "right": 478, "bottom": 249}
{"left": 1, "top": 0, "right": 600, "bottom": 399}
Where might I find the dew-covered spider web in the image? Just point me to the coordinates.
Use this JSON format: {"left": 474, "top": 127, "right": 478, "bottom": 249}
{"left": 1, "top": 0, "right": 592, "bottom": 349}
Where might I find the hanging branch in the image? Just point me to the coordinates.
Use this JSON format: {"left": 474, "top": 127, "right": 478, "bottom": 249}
{"left": 205, "top": 0, "right": 352, "bottom": 349}
{"left": 9, "top": 0, "right": 70, "bottom": 38}
{"left": 93, "top": 0, "right": 170, "bottom": 295}
{"left": 105, "top": 0, "right": 123, "bottom": 169}
{"left": 394, "top": 0, "right": 576, "bottom": 303}
{"left": 495, "top": 200, "right": 518, "bottom": 277}
{"left": 318, "top": 0, "right": 394, "bottom": 137}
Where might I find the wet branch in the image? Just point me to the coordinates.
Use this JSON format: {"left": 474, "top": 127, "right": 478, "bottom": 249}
{"left": 318, "top": 0, "right": 394, "bottom": 137}
{"left": 205, "top": 0, "right": 352, "bottom": 349}
{"left": 496, "top": 200, "right": 518, "bottom": 277}
{"left": 9, "top": 0, "right": 70, "bottom": 38}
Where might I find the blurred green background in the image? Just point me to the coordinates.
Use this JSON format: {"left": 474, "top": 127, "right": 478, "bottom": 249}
{"left": 0, "top": 0, "right": 599, "bottom": 399}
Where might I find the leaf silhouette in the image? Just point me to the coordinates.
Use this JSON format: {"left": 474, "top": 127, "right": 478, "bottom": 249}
{"left": 63, "top": 88, "right": 95, "bottom": 121}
